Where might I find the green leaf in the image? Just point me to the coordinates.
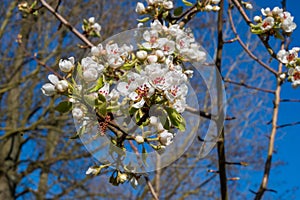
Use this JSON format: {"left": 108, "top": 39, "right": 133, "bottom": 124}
{"left": 98, "top": 93, "right": 106, "bottom": 103}
{"left": 165, "top": 107, "right": 186, "bottom": 131}
{"left": 182, "top": 0, "right": 193, "bottom": 7}
{"left": 142, "top": 146, "right": 148, "bottom": 166}
{"left": 88, "top": 77, "right": 104, "bottom": 93}
{"left": 84, "top": 94, "right": 96, "bottom": 107}
{"left": 97, "top": 102, "right": 107, "bottom": 116}
{"left": 174, "top": 6, "right": 183, "bottom": 16}
{"left": 55, "top": 101, "right": 72, "bottom": 113}
{"left": 250, "top": 27, "right": 264, "bottom": 34}
{"left": 137, "top": 17, "right": 150, "bottom": 23}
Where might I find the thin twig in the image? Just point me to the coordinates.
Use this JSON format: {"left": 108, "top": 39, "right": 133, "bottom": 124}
{"left": 280, "top": 99, "right": 300, "bottom": 103}
{"left": 223, "top": 78, "right": 275, "bottom": 94}
{"left": 277, "top": 121, "right": 300, "bottom": 129}
{"left": 227, "top": 3, "right": 278, "bottom": 75}
{"left": 254, "top": 40, "right": 284, "bottom": 200}
{"left": 231, "top": 0, "right": 278, "bottom": 59}
{"left": 144, "top": 176, "right": 159, "bottom": 200}
{"left": 39, "top": 0, "right": 94, "bottom": 47}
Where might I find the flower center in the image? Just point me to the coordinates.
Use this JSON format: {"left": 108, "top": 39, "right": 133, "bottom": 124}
{"left": 294, "top": 71, "right": 300, "bottom": 80}
{"left": 287, "top": 53, "right": 295, "bottom": 62}
{"left": 136, "top": 84, "right": 150, "bottom": 98}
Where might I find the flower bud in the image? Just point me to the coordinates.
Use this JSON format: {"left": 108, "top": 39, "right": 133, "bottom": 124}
{"left": 163, "top": 1, "right": 173, "bottom": 10}
{"left": 155, "top": 50, "right": 164, "bottom": 59}
{"left": 136, "top": 50, "right": 147, "bottom": 60}
{"left": 135, "top": 135, "right": 144, "bottom": 144}
{"left": 55, "top": 80, "right": 69, "bottom": 93}
{"left": 135, "top": 2, "right": 146, "bottom": 14}
{"left": 86, "top": 166, "right": 101, "bottom": 175}
{"left": 59, "top": 57, "right": 75, "bottom": 73}
{"left": 279, "top": 73, "right": 286, "bottom": 80}
{"left": 117, "top": 172, "right": 128, "bottom": 183}
{"left": 147, "top": 55, "right": 158, "bottom": 63}
{"left": 212, "top": 6, "right": 220, "bottom": 11}
{"left": 41, "top": 83, "right": 56, "bottom": 96}
{"left": 245, "top": 3, "right": 253, "bottom": 10}
{"left": 204, "top": 5, "right": 213, "bottom": 11}
{"left": 253, "top": 16, "right": 261, "bottom": 22}
{"left": 88, "top": 17, "right": 95, "bottom": 24}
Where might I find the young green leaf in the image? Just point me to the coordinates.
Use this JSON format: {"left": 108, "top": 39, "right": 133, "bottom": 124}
{"left": 55, "top": 101, "right": 72, "bottom": 113}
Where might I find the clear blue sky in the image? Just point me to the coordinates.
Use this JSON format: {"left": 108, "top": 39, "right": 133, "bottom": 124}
{"left": 253, "top": 0, "right": 300, "bottom": 198}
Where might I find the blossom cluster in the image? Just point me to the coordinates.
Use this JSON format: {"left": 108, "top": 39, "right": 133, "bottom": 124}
{"left": 251, "top": 7, "right": 297, "bottom": 37}
{"left": 277, "top": 47, "right": 300, "bottom": 87}
{"left": 41, "top": 19, "right": 206, "bottom": 154}
{"left": 82, "top": 17, "right": 101, "bottom": 37}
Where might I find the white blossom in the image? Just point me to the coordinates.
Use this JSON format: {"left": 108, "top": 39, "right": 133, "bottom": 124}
{"left": 83, "top": 67, "right": 98, "bottom": 82}
{"left": 288, "top": 66, "right": 300, "bottom": 87}
{"left": 163, "top": 1, "right": 173, "bottom": 10}
{"left": 41, "top": 74, "right": 68, "bottom": 96}
{"left": 135, "top": 135, "right": 144, "bottom": 144}
{"left": 261, "top": 7, "right": 271, "bottom": 16}
{"left": 59, "top": 57, "right": 75, "bottom": 73}
{"left": 147, "top": 54, "right": 158, "bottom": 63}
{"left": 277, "top": 49, "right": 298, "bottom": 65}
{"left": 254, "top": 16, "right": 261, "bottom": 22}
{"left": 135, "top": 2, "right": 146, "bottom": 14}
{"left": 86, "top": 167, "right": 100, "bottom": 175}
{"left": 72, "top": 107, "right": 84, "bottom": 120}
{"left": 159, "top": 130, "right": 173, "bottom": 146}
{"left": 204, "top": 5, "right": 213, "bottom": 11}
{"left": 245, "top": 3, "right": 253, "bottom": 10}
{"left": 142, "top": 30, "right": 159, "bottom": 49}
{"left": 136, "top": 50, "right": 148, "bottom": 60}
{"left": 260, "top": 16, "right": 274, "bottom": 31}
{"left": 272, "top": 7, "right": 283, "bottom": 15}
{"left": 211, "top": 0, "right": 220, "bottom": 4}
{"left": 88, "top": 17, "right": 95, "bottom": 24}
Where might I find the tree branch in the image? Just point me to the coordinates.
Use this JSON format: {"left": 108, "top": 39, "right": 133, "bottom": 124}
{"left": 216, "top": 1, "right": 228, "bottom": 200}
{"left": 227, "top": 3, "right": 278, "bottom": 75}
{"left": 223, "top": 78, "right": 275, "bottom": 94}
{"left": 39, "top": 0, "right": 94, "bottom": 47}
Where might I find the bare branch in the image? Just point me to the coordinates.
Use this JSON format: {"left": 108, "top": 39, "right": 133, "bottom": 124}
{"left": 223, "top": 78, "right": 275, "bottom": 94}
{"left": 227, "top": 3, "right": 278, "bottom": 75}
{"left": 39, "top": 0, "right": 94, "bottom": 47}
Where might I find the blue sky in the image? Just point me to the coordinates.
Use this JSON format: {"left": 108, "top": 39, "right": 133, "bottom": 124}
{"left": 251, "top": 0, "right": 300, "bottom": 198}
